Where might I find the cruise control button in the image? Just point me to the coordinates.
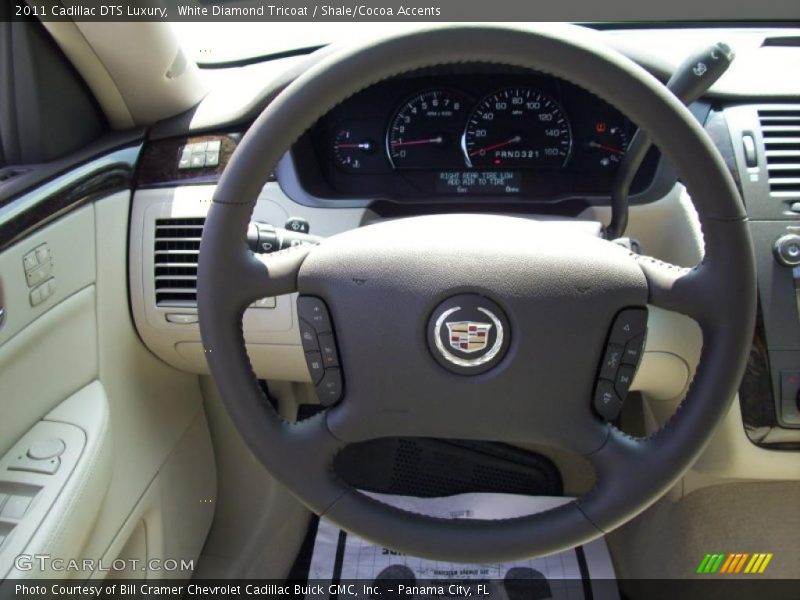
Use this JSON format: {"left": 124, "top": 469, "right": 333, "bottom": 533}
{"left": 317, "top": 368, "right": 342, "bottom": 406}
{"left": 297, "top": 296, "right": 332, "bottom": 333}
{"left": 609, "top": 308, "right": 648, "bottom": 345}
{"left": 299, "top": 319, "right": 319, "bottom": 352}
{"left": 599, "top": 344, "right": 624, "bottom": 380}
{"left": 615, "top": 365, "right": 636, "bottom": 398}
{"left": 594, "top": 380, "right": 622, "bottom": 421}
{"left": 318, "top": 333, "right": 339, "bottom": 367}
{"left": 305, "top": 352, "right": 325, "bottom": 385}
{"left": 622, "top": 334, "right": 645, "bottom": 365}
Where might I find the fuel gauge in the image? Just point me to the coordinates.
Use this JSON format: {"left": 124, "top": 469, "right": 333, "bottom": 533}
{"left": 585, "top": 121, "right": 629, "bottom": 169}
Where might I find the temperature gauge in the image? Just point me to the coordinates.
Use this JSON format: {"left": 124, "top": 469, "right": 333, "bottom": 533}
{"left": 331, "top": 124, "right": 380, "bottom": 172}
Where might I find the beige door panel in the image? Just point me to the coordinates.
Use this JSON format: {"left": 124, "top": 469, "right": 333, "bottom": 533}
{"left": 0, "top": 190, "right": 214, "bottom": 578}
{"left": 0, "top": 203, "right": 98, "bottom": 458}
{"left": 1, "top": 382, "right": 112, "bottom": 578}
{"left": 74, "top": 192, "right": 214, "bottom": 574}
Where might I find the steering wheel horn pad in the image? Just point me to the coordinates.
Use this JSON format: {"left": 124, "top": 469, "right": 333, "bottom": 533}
{"left": 300, "top": 214, "right": 646, "bottom": 453}
{"left": 198, "top": 24, "right": 756, "bottom": 562}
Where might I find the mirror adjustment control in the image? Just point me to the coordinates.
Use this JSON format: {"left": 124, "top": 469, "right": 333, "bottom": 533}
{"left": 27, "top": 438, "right": 65, "bottom": 460}
{"left": 297, "top": 296, "right": 344, "bottom": 405}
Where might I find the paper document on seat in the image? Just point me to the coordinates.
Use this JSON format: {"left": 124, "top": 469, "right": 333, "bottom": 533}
{"left": 308, "top": 493, "right": 618, "bottom": 599}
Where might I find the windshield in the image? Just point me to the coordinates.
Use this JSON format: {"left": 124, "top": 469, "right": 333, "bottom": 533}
{"left": 171, "top": 21, "right": 793, "bottom": 66}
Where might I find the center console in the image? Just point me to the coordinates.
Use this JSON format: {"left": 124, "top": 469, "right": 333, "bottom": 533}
{"left": 725, "top": 103, "right": 800, "bottom": 447}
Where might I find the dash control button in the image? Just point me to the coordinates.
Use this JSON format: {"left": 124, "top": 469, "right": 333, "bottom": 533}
{"left": 609, "top": 308, "right": 648, "bottom": 345}
{"left": 318, "top": 333, "right": 339, "bottom": 367}
{"left": 594, "top": 380, "right": 623, "bottom": 421}
{"left": 297, "top": 296, "right": 332, "bottom": 333}
{"left": 622, "top": 334, "right": 645, "bottom": 365}
{"left": 317, "top": 368, "right": 343, "bottom": 406}
{"left": 615, "top": 365, "right": 636, "bottom": 398}
{"left": 299, "top": 319, "right": 319, "bottom": 352}
{"left": 305, "top": 352, "right": 325, "bottom": 385}
{"left": 599, "top": 344, "right": 624, "bottom": 380}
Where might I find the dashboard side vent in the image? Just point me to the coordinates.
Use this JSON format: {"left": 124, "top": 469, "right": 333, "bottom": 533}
{"left": 154, "top": 217, "right": 204, "bottom": 307}
{"left": 758, "top": 107, "right": 800, "bottom": 201}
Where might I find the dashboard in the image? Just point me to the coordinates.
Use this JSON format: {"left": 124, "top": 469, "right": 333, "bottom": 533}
{"left": 129, "top": 26, "right": 800, "bottom": 456}
{"left": 295, "top": 65, "right": 661, "bottom": 202}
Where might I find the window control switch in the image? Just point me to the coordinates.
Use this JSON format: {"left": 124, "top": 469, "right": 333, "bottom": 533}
{"left": 1, "top": 495, "right": 33, "bottom": 520}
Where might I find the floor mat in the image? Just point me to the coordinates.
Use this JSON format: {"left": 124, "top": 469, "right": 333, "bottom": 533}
{"left": 308, "top": 494, "right": 618, "bottom": 600}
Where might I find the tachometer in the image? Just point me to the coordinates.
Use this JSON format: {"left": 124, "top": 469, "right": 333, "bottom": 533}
{"left": 463, "top": 88, "right": 572, "bottom": 168}
{"left": 387, "top": 89, "right": 470, "bottom": 169}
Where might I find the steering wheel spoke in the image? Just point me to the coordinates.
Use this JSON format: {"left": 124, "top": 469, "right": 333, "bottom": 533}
{"left": 199, "top": 201, "right": 312, "bottom": 315}
{"left": 636, "top": 255, "right": 706, "bottom": 318}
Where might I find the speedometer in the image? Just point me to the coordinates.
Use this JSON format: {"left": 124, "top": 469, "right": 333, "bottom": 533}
{"left": 387, "top": 89, "right": 470, "bottom": 169}
{"left": 463, "top": 88, "right": 572, "bottom": 168}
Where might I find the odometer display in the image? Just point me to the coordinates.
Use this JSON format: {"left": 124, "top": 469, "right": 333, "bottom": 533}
{"left": 463, "top": 88, "right": 572, "bottom": 168}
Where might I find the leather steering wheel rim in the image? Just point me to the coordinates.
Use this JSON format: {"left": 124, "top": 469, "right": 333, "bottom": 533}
{"left": 198, "top": 23, "right": 756, "bottom": 562}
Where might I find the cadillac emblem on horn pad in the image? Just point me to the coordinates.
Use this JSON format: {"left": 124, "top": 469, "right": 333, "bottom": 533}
{"left": 429, "top": 294, "right": 510, "bottom": 375}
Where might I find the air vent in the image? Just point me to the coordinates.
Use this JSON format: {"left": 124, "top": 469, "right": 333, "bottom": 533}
{"left": 154, "top": 217, "right": 204, "bottom": 307}
{"left": 759, "top": 107, "right": 800, "bottom": 201}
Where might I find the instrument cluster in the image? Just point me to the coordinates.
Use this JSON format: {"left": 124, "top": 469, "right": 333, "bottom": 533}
{"left": 298, "top": 66, "right": 659, "bottom": 201}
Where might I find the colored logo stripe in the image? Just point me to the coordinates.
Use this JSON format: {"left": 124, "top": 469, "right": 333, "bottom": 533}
{"left": 697, "top": 552, "right": 774, "bottom": 575}
{"left": 697, "top": 553, "right": 726, "bottom": 573}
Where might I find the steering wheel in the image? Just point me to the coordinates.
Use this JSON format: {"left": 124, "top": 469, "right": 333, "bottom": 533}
{"left": 198, "top": 24, "right": 755, "bottom": 562}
